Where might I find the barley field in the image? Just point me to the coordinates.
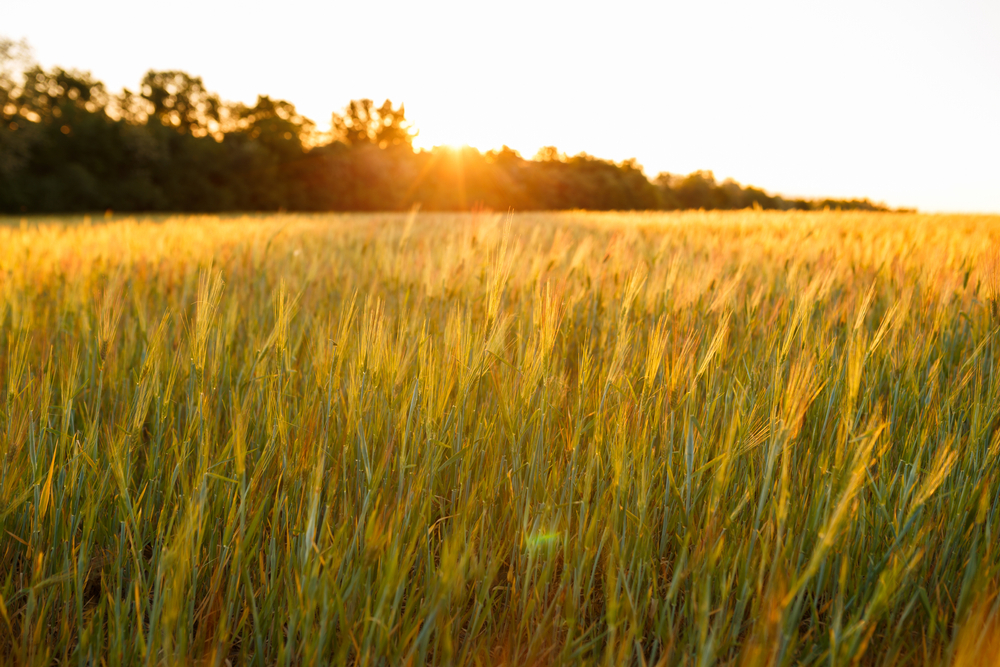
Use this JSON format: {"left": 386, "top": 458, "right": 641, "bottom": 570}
{"left": 1, "top": 210, "right": 999, "bottom": 665}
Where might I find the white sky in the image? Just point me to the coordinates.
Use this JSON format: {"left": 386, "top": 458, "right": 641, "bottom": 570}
{"left": 3, "top": 0, "right": 999, "bottom": 212}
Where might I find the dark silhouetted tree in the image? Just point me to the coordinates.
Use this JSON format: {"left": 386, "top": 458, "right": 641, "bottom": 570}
{"left": 331, "top": 98, "right": 415, "bottom": 148}
{"left": 0, "top": 37, "right": 897, "bottom": 215}
{"left": 140, "top": 70, "right": 221, "bottom": 136}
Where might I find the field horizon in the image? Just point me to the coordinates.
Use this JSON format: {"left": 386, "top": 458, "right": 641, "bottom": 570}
{"left": 1, "top": 210, "right": 999, "bottom": 665}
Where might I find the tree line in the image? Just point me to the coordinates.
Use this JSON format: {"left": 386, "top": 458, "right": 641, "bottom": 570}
{"left": 0, "top": 38, "right": 898, "bottom": 214}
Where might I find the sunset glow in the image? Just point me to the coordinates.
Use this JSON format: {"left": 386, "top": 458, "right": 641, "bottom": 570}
{"left": 4, "top": 0, "right": 999, "bottom": 211}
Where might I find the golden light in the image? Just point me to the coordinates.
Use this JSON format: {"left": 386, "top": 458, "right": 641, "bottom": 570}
{"left": 5, "top": 0, "right": 999, "bottom": 211}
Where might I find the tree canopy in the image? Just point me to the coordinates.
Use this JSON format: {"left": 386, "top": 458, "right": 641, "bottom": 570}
{"left": 0, "top": 41, "right": 898, "bottom": 214}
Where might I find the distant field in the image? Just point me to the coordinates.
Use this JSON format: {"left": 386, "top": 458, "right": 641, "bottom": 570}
{"left": 1, "top": 211, "right": 999, "bottom": 665}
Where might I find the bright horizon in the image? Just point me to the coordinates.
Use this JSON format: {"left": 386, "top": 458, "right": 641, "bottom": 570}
{"left": 4, "top": 0, "right": 999, "bottom": 213}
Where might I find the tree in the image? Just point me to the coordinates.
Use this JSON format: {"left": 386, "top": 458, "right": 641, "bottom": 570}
{"left": 533, "top": 146, "right": 564, "bottom": 162}
{"left": 231, "top": 95, "right": 314, "bottom": 152}
{"left": 140, "top": 70, "right": 221, "bottom": 136}
{"left": 14, "top": 66, "right": 109, "bottom": 120}
{"left": 221, "top": 95, "right": 316, "bottom": 210}
{"left": 0, "top": 37, "right": 897, "bottom": 214}
{"left": 673, "top": 170, "right": 729, "bottom": 209}
{"left": 331, "top": 98, "right": 415, "bottom": 148}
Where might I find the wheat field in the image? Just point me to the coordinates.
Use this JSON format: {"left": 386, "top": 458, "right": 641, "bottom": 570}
{"left": 1, "top": 210, "right": 999, "bottom": 665}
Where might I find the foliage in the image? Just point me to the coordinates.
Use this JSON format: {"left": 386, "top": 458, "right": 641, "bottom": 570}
{"left": 136, "top": 70, "right": 221, "bottom": 136}
{"left": 331, "top": 98, "right": 415, "bottom": 148}
{"left": 0, "top": 210, "right": 997, "bottom": 664}
{"left": 0, "top": 41, "right": 896, "bottom": 214}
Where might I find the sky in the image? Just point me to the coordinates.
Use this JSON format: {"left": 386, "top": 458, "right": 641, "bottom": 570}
{"left": 3, "top": 0, "right": 999, "bottom": 212}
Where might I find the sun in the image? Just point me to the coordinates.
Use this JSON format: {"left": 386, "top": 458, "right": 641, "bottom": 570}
{"left": 414, "top": 139, "right": 475, "bottom": 154}
{"left": 411, "top": 126, "right": 481, "bottom": 154}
